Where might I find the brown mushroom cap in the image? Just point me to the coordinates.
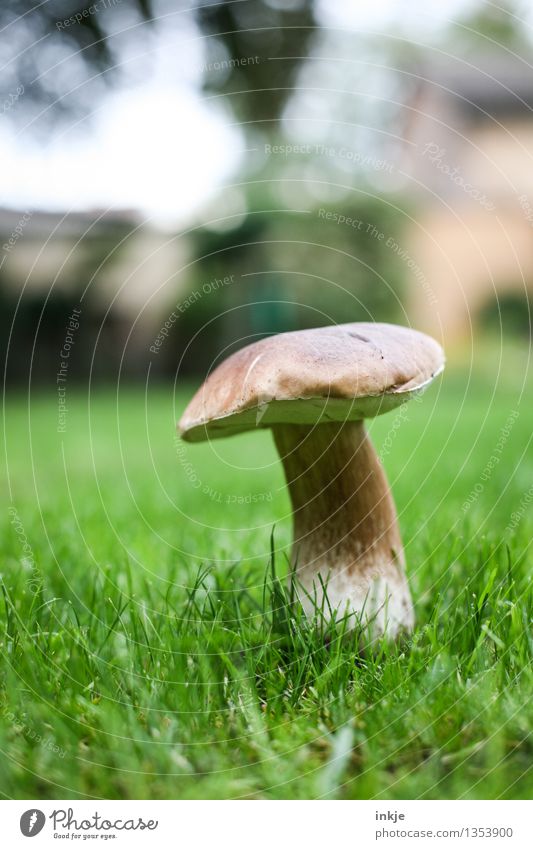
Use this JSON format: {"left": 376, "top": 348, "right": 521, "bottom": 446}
{"left": 179, "top": 322, "right": 445, "bottom": 442}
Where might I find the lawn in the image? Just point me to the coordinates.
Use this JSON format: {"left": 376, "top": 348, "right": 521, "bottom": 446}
{"left": 1, "top": 342, "right": 532, "bottom": 799}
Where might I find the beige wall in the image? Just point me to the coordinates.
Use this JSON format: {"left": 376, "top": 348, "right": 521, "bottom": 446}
{"left": 1, "top": 215, "right": 188, "bottom": 339}
{"left": 407, "top": 204, "right": 533, "bottom": 343}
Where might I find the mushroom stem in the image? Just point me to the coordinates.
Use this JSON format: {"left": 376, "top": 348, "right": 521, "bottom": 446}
{"left": 272, "top": 420, "right": 414, "bottom": 637}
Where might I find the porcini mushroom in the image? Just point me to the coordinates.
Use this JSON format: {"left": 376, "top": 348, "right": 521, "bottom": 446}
{"left": 179, "top": 323, "right": 444, "bottom": 638}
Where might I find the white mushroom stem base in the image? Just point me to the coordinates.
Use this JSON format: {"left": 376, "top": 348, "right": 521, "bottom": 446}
{"left": 273, "top": 420, "right": 414, "bottom": 638}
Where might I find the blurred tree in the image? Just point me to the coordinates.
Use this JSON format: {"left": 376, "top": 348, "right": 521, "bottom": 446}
{"left": 479, "top": 292, "right": 532, "bottom": 339}
{"left": 1, "top": 0, "right": 316, "bottom": 130}
{"left": 2, "top": 0, "right": 416, "bottom": 382}
{"left": 0, "top": 0, "right": 154, "bottom": 127}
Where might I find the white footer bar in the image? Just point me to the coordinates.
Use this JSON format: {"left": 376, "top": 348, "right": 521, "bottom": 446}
{"left": 2, "top": 800, "right": 531, "bottom": 848}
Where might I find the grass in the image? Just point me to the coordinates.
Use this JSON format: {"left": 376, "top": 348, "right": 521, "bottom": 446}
{"left": 1, "top": 345, "right": 532, "bottom": 799}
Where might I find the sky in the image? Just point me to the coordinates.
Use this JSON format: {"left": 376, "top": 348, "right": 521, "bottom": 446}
{"left": 0, "top": 0, "right": 479, "bottom": 229}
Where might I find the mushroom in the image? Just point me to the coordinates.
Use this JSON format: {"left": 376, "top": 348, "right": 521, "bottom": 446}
{"left": 179, "top": 323, "right": 444, "bottom": 638}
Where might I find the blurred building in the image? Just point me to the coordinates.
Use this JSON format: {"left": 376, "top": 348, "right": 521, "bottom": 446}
{"left": 0, "top": 207, "right": 186, "bottom": 381}
{"left": 402, "top": 51, "right": 533, "bottom": 342}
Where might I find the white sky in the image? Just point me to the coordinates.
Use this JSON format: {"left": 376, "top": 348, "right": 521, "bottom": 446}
{"left": 0, "top": 0, "right": 476, "bottom": 229}
{"left": 0, "top": 85, "right": 242, "bottom": 230}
